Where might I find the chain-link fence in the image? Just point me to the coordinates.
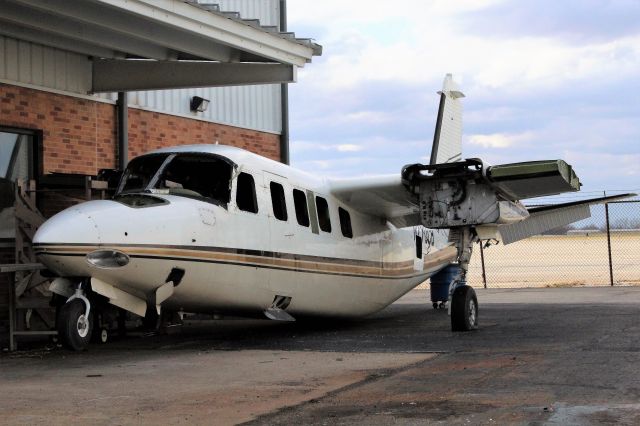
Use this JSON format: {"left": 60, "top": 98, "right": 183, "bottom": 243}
{"left": 467, "top": 200, "right": 640, "bottom": 288}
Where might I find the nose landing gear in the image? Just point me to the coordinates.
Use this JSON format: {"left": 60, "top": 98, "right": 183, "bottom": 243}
{"left": 57, "top": 299, "right": 93, "bottom": 351}
{"left": 57, "top": 286, "right": 93, "bottom": 351}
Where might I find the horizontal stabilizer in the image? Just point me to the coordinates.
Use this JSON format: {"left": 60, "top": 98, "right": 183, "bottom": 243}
{"left": 496, "top": 194, "right": 635, "bottom": 244}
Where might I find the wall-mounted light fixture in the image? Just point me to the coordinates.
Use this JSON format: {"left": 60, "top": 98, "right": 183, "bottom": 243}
{"left": 190, "top": 96, "right": 210, "bottom": 112}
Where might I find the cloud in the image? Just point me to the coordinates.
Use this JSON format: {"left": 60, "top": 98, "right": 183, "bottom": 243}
{"left": 287, "top": 0, "right": 640, "bottom": 193}
{"left": 336, "top": 144, "right": 363, "bottom": 152}
{"left": 466, "top": 132, "right": 534, "bottom": 149}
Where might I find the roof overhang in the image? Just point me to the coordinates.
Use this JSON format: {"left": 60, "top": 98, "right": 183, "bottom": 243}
{"left": 0, "top": 0, "right": 322, "bottom": 92}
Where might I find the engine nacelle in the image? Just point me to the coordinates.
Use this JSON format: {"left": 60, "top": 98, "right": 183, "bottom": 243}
{"left": 418, "top": 180, "right": 529, "bottom": 228}
{"left": 402, "top": 159, "right": 530, "bottom": 229}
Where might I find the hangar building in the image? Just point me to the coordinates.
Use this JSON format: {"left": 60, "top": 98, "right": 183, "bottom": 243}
{"left": 0, "top": 0, "right": 321, "bottom": 345}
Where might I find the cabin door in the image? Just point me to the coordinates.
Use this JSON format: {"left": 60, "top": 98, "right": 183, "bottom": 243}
{"left": 264, "top": 172, "right": 297, "bottom": 299}
{"left": 228, "top": 168, "right": 274, "bottom": 305}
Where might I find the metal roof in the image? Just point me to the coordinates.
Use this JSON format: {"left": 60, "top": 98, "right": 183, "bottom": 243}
{"left": 190, "top": 1, "right": 322, "bottom": 57}
{"left": 0, "top": 0, "right": 322, "bottom": 92}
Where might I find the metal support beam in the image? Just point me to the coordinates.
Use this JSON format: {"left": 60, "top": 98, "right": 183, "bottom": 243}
{"left": 117, "top": 92, "right": 128, "bottom": 170}
{"left": 279, "top": 0, "right": 290, "bottom": 165}
{"left": 92, "top": 60, "right": 296, "bottom": 92}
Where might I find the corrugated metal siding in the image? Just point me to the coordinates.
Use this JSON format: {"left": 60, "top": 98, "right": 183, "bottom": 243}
{"left": 215, "top": 0, "right": 280, "bottom": 26}
{"left": 105, "top": 84, "right": 282, "bottom": 134}
{"left": 0, "top": 35, "right": 91, "bottom": 94}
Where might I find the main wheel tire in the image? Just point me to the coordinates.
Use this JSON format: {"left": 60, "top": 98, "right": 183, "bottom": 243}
{"left": 57, "top": 299, "right": 93, "bottom": 351}
{"left": 451, "top": 285, "right": 478, "bottom": 332}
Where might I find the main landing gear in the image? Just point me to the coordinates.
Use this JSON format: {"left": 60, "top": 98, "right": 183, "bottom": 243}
{"left": 447, "top": 227, "right": 479, "bottom": 332}
{"left": 451, "top": 285, "right": 478, "bottom": 331}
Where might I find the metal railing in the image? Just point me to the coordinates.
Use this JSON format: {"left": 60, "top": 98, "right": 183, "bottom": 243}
{"left": 468, "top": 200, "right": 640, "bottom": 288}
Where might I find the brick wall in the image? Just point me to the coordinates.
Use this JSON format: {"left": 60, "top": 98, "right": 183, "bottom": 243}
{"left": 0, "top": 83, "right": 282, "bottom": 334}
{"left": 0, "top": 83, "right": 281, "bottom": 177}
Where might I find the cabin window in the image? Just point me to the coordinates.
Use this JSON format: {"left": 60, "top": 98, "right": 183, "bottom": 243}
{"left": 315, "top": 196, "right": 332, "bottom": 233}
{"left": 416, "top": 235, "right": 423, "bottom": 258}
{"left": 236, "top": 172, "right": 258, "bottom": 213}
{"left": 293, "top": 189, "right": 310, "bottom": 227}
{"left": 270, "top": 182, "right": 288, "bottom": 221}
{"left": 339, "top": 207, "right": 353, "bottom": 238}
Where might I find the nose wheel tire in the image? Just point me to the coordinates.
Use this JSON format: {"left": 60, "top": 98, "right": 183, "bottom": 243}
{"left": 451, "top": 285, "right": 478, "bottom": 332}
{"left": 57, "top": 299, "right": 93, "bottom": 351}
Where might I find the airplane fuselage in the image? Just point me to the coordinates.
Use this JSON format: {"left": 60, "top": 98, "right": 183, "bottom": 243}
{"left": 34, "top": 145, "right": 457, "bottom": 319}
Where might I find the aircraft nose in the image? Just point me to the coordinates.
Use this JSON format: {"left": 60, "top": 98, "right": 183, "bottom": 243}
{"left": 34, "top": 206, "right": 102, "bottom": 246}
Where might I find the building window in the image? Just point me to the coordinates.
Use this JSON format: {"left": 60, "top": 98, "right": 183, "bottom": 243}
{"left": 270, "top": 182, "right": 287, "bottom": 221}
{"left": 293, "top": 189, "right": 309, "bottom": 227}
{"left": 236, "top": 172, "right": 258, "bottom": 213}
{"left": 0, "top": 130, "right": 35, "bottom": 183}
{"left": 1, "top": 127, "right": 41, "bottom": 243}
{"left": 338, "top": 207, "right": 353, "bottom": 238}
{"left": 316, "top": 196, "right": 331, "bottom": 233}
{"left": 416, "top": 234, "right": 422, "bottom": 258}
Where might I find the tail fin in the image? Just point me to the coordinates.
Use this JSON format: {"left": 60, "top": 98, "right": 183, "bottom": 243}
{"left": 429, "top": 74, "right": 465, "bottom": 164}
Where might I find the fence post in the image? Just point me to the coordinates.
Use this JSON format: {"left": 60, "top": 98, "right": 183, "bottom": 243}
{"left": 605, "top": 202, "right": 614, "bottom": 286}
{"left": 479, "top": 241, "right": 487, "bottom": 289}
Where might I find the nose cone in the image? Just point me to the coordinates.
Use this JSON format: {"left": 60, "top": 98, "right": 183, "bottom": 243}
{"left": 34, "top": 206, "right": 102, "bottom": 246}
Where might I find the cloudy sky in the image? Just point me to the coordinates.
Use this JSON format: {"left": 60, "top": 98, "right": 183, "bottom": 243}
{"left": 286, "top": 0, "right": 640, "bottom": 200}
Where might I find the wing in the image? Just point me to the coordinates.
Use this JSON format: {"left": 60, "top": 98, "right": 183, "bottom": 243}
{"left": 330, "top": 162, "right": 635, "bottom": 245}
{"left": 494, "top": 194, "right": 634, "bottom": 244}
{"left": 329, "top": 175, "right": 420, "bottom": 228}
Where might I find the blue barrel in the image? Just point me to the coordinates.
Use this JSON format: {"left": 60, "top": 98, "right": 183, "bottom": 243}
{"left": 429, "top": 265, "right": 461, "bottom": 303}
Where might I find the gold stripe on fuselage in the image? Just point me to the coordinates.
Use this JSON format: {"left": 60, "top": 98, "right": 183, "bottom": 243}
{"left": 34, "top": 244, "right": 458, "bottom": 279}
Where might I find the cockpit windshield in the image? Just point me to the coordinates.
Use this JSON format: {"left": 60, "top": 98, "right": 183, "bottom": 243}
{"left": 116, "top": 153, "right": 234, "bottom": 207}
{"left": 119, "top": 153, "right": 169, "bottom": 194}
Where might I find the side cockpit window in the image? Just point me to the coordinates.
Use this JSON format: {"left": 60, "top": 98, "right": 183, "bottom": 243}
{"left": 156, "top": 154, "right": 232, "bottom": 206}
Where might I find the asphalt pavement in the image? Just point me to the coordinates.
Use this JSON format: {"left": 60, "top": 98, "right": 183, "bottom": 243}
{"left": 2, "top": 287, "right": 640, "bottom": 425}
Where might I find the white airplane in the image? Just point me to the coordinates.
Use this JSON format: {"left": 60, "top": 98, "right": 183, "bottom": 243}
{"left": 33, "top": 75, "right": 631, "bottom": 350}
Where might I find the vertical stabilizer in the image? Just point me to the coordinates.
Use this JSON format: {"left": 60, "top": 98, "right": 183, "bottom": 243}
{"left": 429, "top": 74, "right": 465, "bottom": 164}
